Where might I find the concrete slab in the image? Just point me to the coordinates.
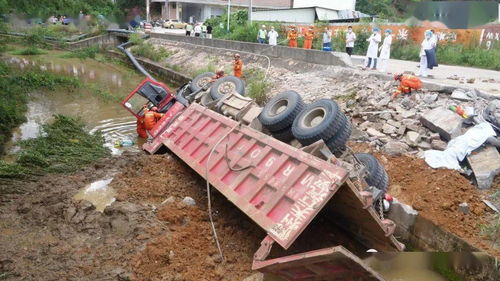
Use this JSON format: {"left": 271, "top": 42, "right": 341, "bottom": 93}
{"left": 467, "top": 146, "right": 500, "bottom": 189}
{"left": 387, "top": 198, "right": 418, "bottom": 241}
{"left": 420, "top": 107, "right": 463, "bottom": 141}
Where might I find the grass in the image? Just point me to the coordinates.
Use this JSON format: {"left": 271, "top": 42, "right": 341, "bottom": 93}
{"left": 61, "top": 46, "right": 100, "bottom": 59}
{"left": 245, "top": 68, "right": 270, "bottom": 105}
{"left": 12, "top": 46, "right": 47, "bottom": 56}
{"left": 191, "top": 61, "right": 217, "bottom": 78}
{"left": 431, "top": 253, "right": 464, "bottom": 281}
{"left": 0, "top": 115, "right": 109, "bottom": 178}
{"left": 480, "top": 214, "right": 499, "bottom": 246}
{"left": 0, "top": 62, "right": 81, "bottom": 154}
{"left": 131, "top": 42, "right": 171, "bottom": 62}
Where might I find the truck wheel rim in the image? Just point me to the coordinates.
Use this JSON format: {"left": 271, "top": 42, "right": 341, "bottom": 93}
{"left": 218, "top": 81, "right": 235, "bottom": 95}
{"left": 197, "top": 77, "right": 211, "bottom": 88}
{"left": 301, "top": 108, "right": 326, "bottom": 128}
{"left": 269, "top": 99, "right": 288, "bottom": 116}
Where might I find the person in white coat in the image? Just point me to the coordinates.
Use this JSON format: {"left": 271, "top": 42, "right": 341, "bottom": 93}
{"left": 268, "top": 26, "right": 278, "bottom": 46}
{"left": 365, "top": 27, "right": 381, "bottom": 70}
{"left": 377, "top": 29, "right": 393, "bottom": 72}
{"left": 419, "top": 30, "right": 436, "bottom": 78}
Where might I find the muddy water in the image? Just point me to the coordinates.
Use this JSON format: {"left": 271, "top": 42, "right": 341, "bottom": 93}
{"left": 365, "top": 253, "right": 448, "bottom": 281}
{"left": 73, "top": 178, "right": 116, "bottom": 212}
{"left": 2, "top": 51, "right": 160, "bottom": 157}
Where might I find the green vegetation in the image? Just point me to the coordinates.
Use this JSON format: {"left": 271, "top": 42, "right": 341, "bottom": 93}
{"left": 0, "top": 62, "right": 81, "bottom": 154}
{"left": 131, "top": 41, "right": 171, "bottom": 62}
{"left": 245, "top": 68, "right": 270, "bottom": 105}
{"left": 0, "top": 0, "right": 144, "bottom": 20}
{"left": 0, "top": 115, "right": 109, "bottom": 178}
{"left": 12, "top": 46, "right": 46, "bottom": 55}
{"left": 431, "top": 253, "right": 464, "bottom": 281}
{"left": 480, "top": 214, "right": 499, "bottom": 246}
{"left": 61, "top": 46, "right": 100, "bottom": 59}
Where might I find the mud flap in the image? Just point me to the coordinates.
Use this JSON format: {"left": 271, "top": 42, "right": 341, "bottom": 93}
{"left": 252, "top": 245, "right": 385, "bottom": 281}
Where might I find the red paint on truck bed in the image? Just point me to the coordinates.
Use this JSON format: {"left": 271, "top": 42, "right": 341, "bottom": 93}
{"left": 156, "top": 103, "right": 349, "bottom": 249}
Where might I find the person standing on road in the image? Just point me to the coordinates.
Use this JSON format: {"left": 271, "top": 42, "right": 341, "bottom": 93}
{"left": 364, "top": 27, "right": 381, "bottom": 70}
{"left": 430, "top": 29, "right": 438, "bottom": 67}
{"left": 303, "top": 26, "right": 314, "bottom": 49}
{"left": 268, "top": 26, "right": 278, "bottom": 46}
{"left": 194, "top": 23, "right": 202, "bottom": 37}
{"left": 201, "top": 23, "right": 207, "bottom": 38}
{"left": 207, "top": 24, "right": 213, "bottom": 39}
{"left": 186, "top": 23, "right": 193, "bottom": 36}
{"left": 419, "top": 30, "right": 436, "bottom": 78}
{"left": 345, "top": 26, "right": 356, "bottom": 56}
{"left": 377, "top": 29, "right": 393, "bottom": 72}
{"left": 287, "top": 26, "right": 298, "bottom": 48}
{"left": 257, "top": 25, "right": 267, "bottom": 44}
{"left": 322, "top": 27, "right": 332, "bottom": 51}
{"left": 233, "top": 53, "right": 243, "bottom": 78}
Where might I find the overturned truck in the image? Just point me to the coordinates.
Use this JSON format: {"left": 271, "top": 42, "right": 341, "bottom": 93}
{"left": 121, "top": 73, "right": 404, "bottom": 280}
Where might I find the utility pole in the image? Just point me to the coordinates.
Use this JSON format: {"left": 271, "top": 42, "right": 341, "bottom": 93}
{"left": 249, "top": 0, "right": 253, "bottom": 23}
{"left": 227, "top": 0, "right": 231, "bottom": 31}
{"left": 146, "top": 0, "right": 150, "bottom": 22}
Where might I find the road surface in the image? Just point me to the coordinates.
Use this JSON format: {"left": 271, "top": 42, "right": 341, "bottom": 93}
{"left": 351, "top": 55, "right": 499, "bottom": 95}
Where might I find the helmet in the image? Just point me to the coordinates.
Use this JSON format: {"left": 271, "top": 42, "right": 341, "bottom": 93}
{"left": 385, "top": 29, "right": 392, "bottom": 34}
{"left": 151, "top": 106, "right": 158, "bottom": 111}
{"left": 234, "top": 53, "right": 240, "bottom": 58}
{"left": 394, "top": 74, "right": 403, "bottom": 81}
{"left": 373, "top": 27, "right": 380, "bottom": 32}
{"left": 216, "top": 69, "right": 224, "bottom": 75}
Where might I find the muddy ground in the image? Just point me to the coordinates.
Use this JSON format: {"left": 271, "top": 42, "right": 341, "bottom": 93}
{"left": 0, "top": 152, "right": 265, "bottom": 281}
{"left": 0, "top": 145, "right": 498, "bottom": 280}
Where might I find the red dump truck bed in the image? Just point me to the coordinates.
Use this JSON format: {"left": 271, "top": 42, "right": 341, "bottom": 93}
{"left": 144, "top": 103, "right": 402, "bottom": 251}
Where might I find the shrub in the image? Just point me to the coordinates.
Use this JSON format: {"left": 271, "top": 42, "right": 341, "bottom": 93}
{"left": 12, "top": 46, "right": 46, "bottom": 56}
{"left": 16, "top": 115, "right": 109, "bottom": 174}
{"left": 131, "top": 42, "right": 171, "bottom": 62}
{"left": 62, "top": 46, "right": 100, "bottom": 59}
{"left": 245, "top": 68, "right": 270, "bottom": 105}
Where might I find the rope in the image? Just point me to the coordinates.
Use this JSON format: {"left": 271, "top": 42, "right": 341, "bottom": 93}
{"left": 204, "top": 121, "right": 241, "bottom": 262}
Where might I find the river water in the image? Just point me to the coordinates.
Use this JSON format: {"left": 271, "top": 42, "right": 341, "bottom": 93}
{"left": 2, "top": 51, "right": 162, "bottom": 158}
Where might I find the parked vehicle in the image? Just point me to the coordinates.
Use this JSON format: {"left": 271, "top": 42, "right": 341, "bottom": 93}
{"left": 162, "top": 19, "right": 187, "bottom": 29}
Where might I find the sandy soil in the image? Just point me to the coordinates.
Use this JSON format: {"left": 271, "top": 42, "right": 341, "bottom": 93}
{"left": 351, "top": 143, "right": 498, "bottom": 257}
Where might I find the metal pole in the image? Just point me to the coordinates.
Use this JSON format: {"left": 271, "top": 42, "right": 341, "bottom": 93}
{"left": 227, "top": 0, "right": 231, "bottom": 31}
{"left": 249, "top": 0, "right": 253, "bottom": 23}
{"left": 146, "top": 0, "right": 150, "bottom": 22}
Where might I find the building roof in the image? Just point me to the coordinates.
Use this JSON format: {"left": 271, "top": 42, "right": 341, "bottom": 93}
{"left": 160, "top": 0, "right": 292, "bottom": 9}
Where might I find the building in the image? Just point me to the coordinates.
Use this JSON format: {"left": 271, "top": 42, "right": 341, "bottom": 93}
{"left": 149, "top": 0, "right": 292, "bottom": 23}
{"left": 252, "top": 1, "right": 369, "bottom": 24}
{"left": 293, "top": 0, "right": 356, "bottom": 11}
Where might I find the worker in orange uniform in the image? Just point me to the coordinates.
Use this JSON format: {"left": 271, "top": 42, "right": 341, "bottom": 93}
{"left": 233, "top": 53, "right": 243, "bottom": 78}
{"left": 144, "top": 106, "right": 164, "bottom": 140}
{"left": 136, "top": 116, "right": 147, "bottom": 138}
{"left": 392, "top": 74, "right": 422, "bottom": 99}
{"left": 303, "top": 26, "right": 314, "bottom": 49}
{"left": 287, "top": 26, "right": 298, "bottom": 48}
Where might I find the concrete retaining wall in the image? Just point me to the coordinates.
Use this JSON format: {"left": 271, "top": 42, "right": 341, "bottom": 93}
{"left": 107, "top": 50, "right": 191, "bottom": 86}
{"left": 66, "top": 34, "right": 120, "bottom": 50}
{"left": 150, "top": 33, "right": 351, "bottom": 67}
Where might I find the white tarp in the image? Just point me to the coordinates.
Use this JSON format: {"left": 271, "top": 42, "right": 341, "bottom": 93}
{"left": 424, "top": 122, "right": 496, "bottom": 170}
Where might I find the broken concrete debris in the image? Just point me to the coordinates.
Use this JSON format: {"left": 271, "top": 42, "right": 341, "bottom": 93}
{"left": 420, "top": 107, "right": 463, "bottom": 141}
{"left": 467, "top": 146, "right": 500, "bottom": 190}
{"left": 405, "top": 131, "right": 421, "bottom": 147}
{"left": 458, "top": 202, "right": 470, "bottom": 215}
{"left": 451, "top": 89, "right": 475, "bottom": 102}
{"left": 383, "top": 141, "right": 409, "bottom": 156}
{"left": 431, "top": 139, "right": 447, "bottom": 151}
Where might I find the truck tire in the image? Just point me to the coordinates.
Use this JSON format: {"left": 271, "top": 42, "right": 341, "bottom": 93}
{"left": 189, "top": 72, "right": 215, "bottom": 92}
{"left": 291, "top": 99, "right": 345, "bottom": 145}
{"left": 271, "top": 127, "right": 295, "bottom": 143}
{"left": 210, "top": 75, "right": 245, "bottom": 101}
{"left": 326, "top": 116, "right": 352, "bottom": 153}
{"left": 355, "top": 153, "right": 389, "bottom": 192}
{"left": 258, "top": 90, "right": 305, "bottom": 132}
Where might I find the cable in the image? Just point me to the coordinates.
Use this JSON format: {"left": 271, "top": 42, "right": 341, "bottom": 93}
{"left": 204, "top": 121, "right": 241, "bottom": 262}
